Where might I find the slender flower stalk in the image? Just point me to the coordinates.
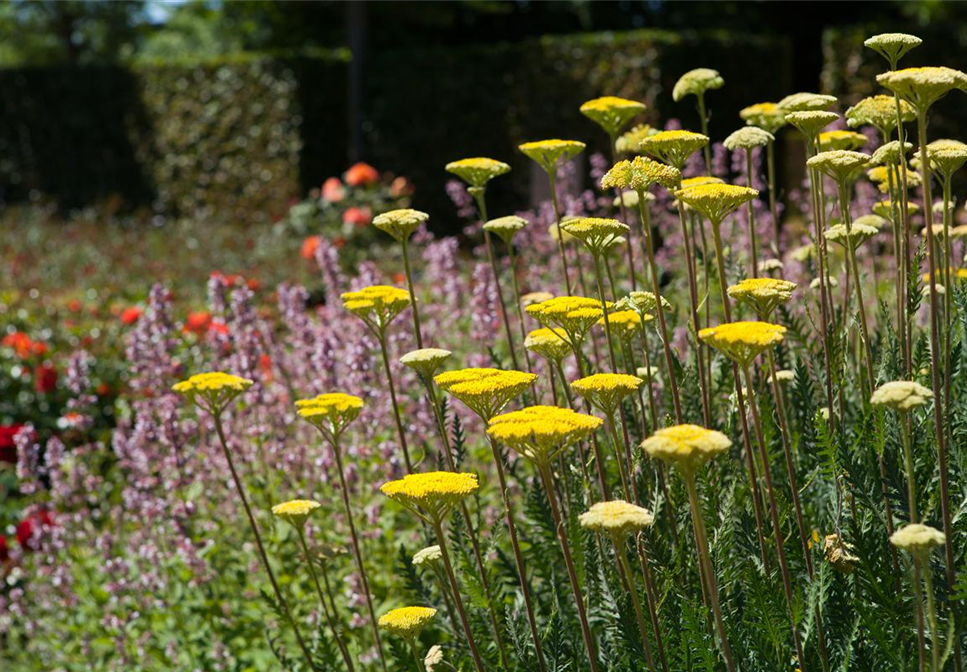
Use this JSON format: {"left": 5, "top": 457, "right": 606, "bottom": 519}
{"left": 740, "top": 102, "right": 788, "bottom": 254}
{"left": 892, "top": 524, "right": 947, "bottom": 672}
{"left": 673, "top": 68, "right": 724, "bottom": 174}
{"left": 372, "top": 209, "right": 430, "bottom": 348}
{"left": 724, "top": 127, "right": 775, "bottom": 278}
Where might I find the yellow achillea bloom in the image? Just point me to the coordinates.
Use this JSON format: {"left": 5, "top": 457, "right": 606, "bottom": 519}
{"left": 381, "top": 471, "right": 479, "bottom": 522}
{"left": 854, "top": 214, "right": 888, "bottom": 230}
{"left": 623, "top": 290, "right": 671, "bottom": 314}
{"left": 777, "top": 92, "right": 838, "bottom": 113}
{"left": 641, "top": 424, "right": 732, "bottom": 473}
{"left": 699, "top": 321, "right": 786, "bottom": 367}
{"left": 601, "top": 155, "right": 682, "bottom": 192}
{"left": 580, "top": 96, "right": 646, "bottom": 137}
{"left": 173, "top": 372, "right": 253, "bottom": 412}
{"left": 487, "top": 405, "right": 602, "bottom": 466}
{"left": 680, "top": 176, "right": 724, "bottom": 189}
{"left": 674, "top": 183, "right": 758, "bottom": 226}
{"left": 525, "top": 296, "right": 609, "bottom": 349}
{"left": 758, "top": 258, "right": 784, "bottom": 274}
{"left": 846, "top": 95, "right": 915, "bottom": 137}
{"left": 296, "top": 392, "right": 364, "bottom": 439}
{"left": 727, "top": 278, "right": 796, "bottom": 318}
{"left": 560, "top": 217, "right": 629, "bottom": 256}
{"left": 890, "top": 523, "right": 945, "bottom": 555}
{"left": 871, "top": 140, "right": 912, "bottom": 166}
{"left": 638, "top": 129, "right": 710, "bottom": 169}
{"left": 871, "top": 380, "right": 933, "bottom": 411}
{"left": 739, "top": 102, "right": 787, "bottom": 135}
{"left": 616, "top": 123, "right": 657, "bottom": 154}
{"left": 483, "top": 215, "right": 528, "bottom": 244}
{"left": 806, "top": 150, "right": 871, "bottom": 182}
{"left": 925, "top": 139, "right": 967, "bottom": 179}
{"left": 445, "top": 157, "right": 511, "bottom": 188}
{"left": 378, "top": 606, "right": 438, "bottom": 640}
{"left": 271, "top": 499, "right": 322, "bottom": 527}
{"left": 873, "top": 199, "right": 919, "bottom": 221}
{"left": 877, "top": 67, "right": 967, "bottom": 111}
{"left": 723, "top": 126, "right": 774, "bottom": 151}
{"left": 571, "top": 373, "right": 644, "bottom": 414}
{"left": 672, "top": 68, "right": 724, "bottom": 101}
{"left": 341, "top": 285, "right": 411, "bottom": 332}
{"left": 434, "top": 368, "right": 537, "bottom": 420}
{"left": 400, "top": 348, "right": 452, "bottom": 379}
{"left": 598, "top": 309, "right": 650, "bottom": 341}
{"left": 579, "top": 500, "right": 654, "bottom": 539}
{"left": 818, "top": 130, "right": 868, "bottom": 152}
{"left": 785, "top": 110, "right": 839, "bottom": 139}
{"left": 524, "top": 327, "right": 571, "bottom": 363}
{"left": 520, "top": 291, "right": 554, "bottom": 307}
{"left": 412, "top": 545, "right": 443, "bottom": 567}
{"left": 519, "top": 139, "right": 586, "bottom": 173}
{"left": 864, "top": 33, "right": 922, "bottom": 64}
{"left": 825, "top": 222, "right": 879, "bottom": 250}
{"left": 372, "top": 209, "right": 429, "bottom": 242}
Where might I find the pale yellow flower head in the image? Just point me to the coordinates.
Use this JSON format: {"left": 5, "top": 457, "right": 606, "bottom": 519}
{"left": 400, "top": 348, "right": 452, "bottom": 380}
{"left": 699, "top": 321, "right": 786, "bottom": 367}
{"left": 818, "top": 130, "right": 868, "bottom": 152}
{"left": 483, "top": 215, "right": 528, "bottom": 244}
{"left": 372, "top": 209, "right": 429, "bottom": 242}
{"left": 526, "top": 296, "right": 609, "bottom": 348}
{"left": 524, "top": 327, "right": 571, "bottom": 363}
{"left": 854, "top": 214, "right": 889, "bottom": 230}
{"left": 488, "top": 405, "right": 603, "bottom": 466}
{"left": 598, "top": 309, "right": 650, "bottom": 341}
{"left": 877, "top": 67, "right": 967, "bottom": 112}
{"left": 519, "top": 139, "right": 586, "bottom": 174}
{"left": 579, "top": 500, "right": 654, "bottom": 539}
{"left": 521, "top": 291, "right": 555, "bottom": 307}
{"left": 434, "top": 368, "right": 537, "bottom": 420}
{"left": 845, "top": 95, "right": 914, "bottom": 137}
{"left": 925, "top": 139, "right": 967, "bottom": 180}
{"left": 601, "top": 156, "right": 682, "bottom": 192}
{"left": 864, "top": 33, "right": 922, "bottom": 65}
{"left": 740, "top": 102, "right": 787, "bottom": 135}
{"left": 890, "top": 523, "right": 945, "bottom": 556}
{"left": 614, "top": 190, "right": 641, "bottom": 208}
{"left": 412, "top": 545, "right": 443, "bottom": 567}
{"left": 758, "top": 258, "right": 784, "bottom": 274}
{"left": 296, "top": 392, "right": 364, "bottom": 439}
{"left": 785, "top": 110, "right": 839, "bottom": 140}
{"left": 571, "top": 373, "right": 644, "bottom": 414}
{"left": 271, "top": 499, "right": 322, "bottom": 528}
{"left": 623, "top": 290, "right": 672, "bottom": 315}
{"left": 723, "top": 126, "right": 774, "bottom": 151}
{"left": 616, "top": 124, "right": 658, "bottom": 154}
{"left": 673, "top": 68, "right": 724, "bottom": 101}
{"left": 777, "top": 92, "right": 838, "bottom": 113}
{"left": 806, "top": 150, "right": 871, "bottom": 183}
{"left": 870, "top": 380, "right": 933, "bottom": 412}
{"left": 871, "top": 140, "right": 913, "bottom": 166}
{"left": 580, "top": 96, "right": 646, "bottom": 137}
{"left": 641, "top": 424, "right": 732, "bottom": 473}
{"left": 639, "top": 130, "right": 709, "bottom": 169}
{"left": 173, "top": 372, "right": 254, "bottom": 413}
{"left": 680, "top": 176, "right": 724, "bottom": 189}
{"left": 674, "top": 183, "right": 759, "bottom": 225}
{"left": 825, "top": 222, "right": 879, "bottom": 250}
{"left": 873, "top": 198, "right": 919, "bottom": 221}
{"left": 560, "top": 217, "right": 629, "bottom": 256}
{"left": 445, "top": 157, "right": 511, "bottom": 188}
{"left": 381, "top": 471, "right": 479, "bottom": 522}
{"left": 727, "top": 278, "right": 796, "bottom": 318}
{"left": 378, "top": 606, "right": 437, "bottom": 640}
{"left": 341, "top": 285, "right": 411, "bottom": 332}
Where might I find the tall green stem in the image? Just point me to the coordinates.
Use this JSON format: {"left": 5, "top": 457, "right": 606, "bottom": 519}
{"left": 400, "top": 238, "right": 424, "bottom": 348}
{"left": 296, "top": 528, "right": 355, "bottom": 672}
{"left": 548, "top": 171, "right": 574, "bottom": 295}
{"left": 377, "top": 332, "right": 414, "bottom": 473}
{"left": 613, "top": 537, "right": 658, "bottom": 672}
{"left": 431, "top": 520, "right": 487, "bottom": 672}
{"left": 745, "top": 148, "right": 759, "bottom": 277}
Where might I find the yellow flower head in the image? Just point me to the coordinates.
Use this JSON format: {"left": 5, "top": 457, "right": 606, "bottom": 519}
{"left": 579, "top": 499, "right": 654, "bottom": 538}
{"left": 372, "top": 209, "right": 429, "bottom": 242}
{"left": 601, "top": 156, "right": 682, "bottom": 193}
{"left": 488, "top": 405, "right": 603, "bottom": 466}
{"left": 341, "top": 285, "right": 411, "bottom": 332}
{"left": 699, "top": 321, "right": 786, "bottom": 367}
{"left": 378, "top": 606, "right": 438, "bottom": 640}
{"left": 853, "top": 214, "right": 889, "bottom": 231}
{"left": 623, "top": 290, "right": 672, "bottom": 315}
{"left": 445, "top": 157, "right": 511, "bottom": 188}
{"left": 758, "top": 258, "right": 784, "bottom": 274}
{"left": 412, "top": 545, "right": 443, "bottom": 567}
{"left": 641, "top": 424, "right": 732, "bottom": 473}
{"left": 173, "top": 372, "right": 253, "bottom": 412}
{"left": 925, "top": 139, "right": 967, "bottom": 179}
{"left": 381, "top": 471, "right": 479, "bottom": 521}
{"left": 271, "top": 499, "right": 322, "bottom": 527}
{"left": 434, "top": 368, "right": 537, "bottom": 420}
{"left": 806, "top": 150, "right": 871, "bottom": 182}
{"left": 580, "top": 96, "right": 646, "bottom": 137}
{"left": 740, "top": 102, "right": 787, "bottom": 135}
{"left": 400, "top": 348, "right": 452, "bottom": 380}
{"left": 296, "top": 392, "right": 364, "bottom": 439}
{"left": 521, "top": 291, "right": 555, "bottom": 307}
{"left": 483, "top": 215, "right": 528, "bottom": 244}
{"left": 870, "top": 380, "right": 933, "bottom": 412}
{"left": 873, "top": 198, "right": 919, "bottom": 221}
{"left": 614, "top": 190, "right": 641, "bottom": 208}
{"left": 598, "top": 309, "right": 650, "bottom": 341}
{"left": 674, "top": 183, "right": 758, "bottom": 225}
{"left": 825, "top": 223, "right": 879, "bottom": 250}
{"left": 524, "top": 327, "right": 571, "bottom": 363}
{"left": 777, "top": 92, "right": 838, "bottom": 113}
{"left": 571, "top": 373, "right": 644, "bottom": 414}
{"left": 681, "top": 176, "right": 724, "bottom": 189}
{"left": 616, "top": 124, "right": 657, "bottom": 154}
{"left": 890, "top": 523, "right": 945, "bottom": 555}
{"left": 845, "top": 95, "right": 915, "bottom": 137}
{"left": 723, "top": 126, "right": 774, "bottom": 151}
{"left": 519, "top": 139, "right": 586, "bottom": 174}
{"left": 639, "top": 130, "right": 710, "bottom": 169}
{"left": 864, "top": 33, "right": 922, "bottom": 65}
{"left": 526, "top": 296, "right": 609, "bottom": 348}
{"left": 818, "top": 130, "right": 868, "bottom": 152}
{"left": 727, "top": 278, "right": 796, "bottom": 318}
{"left": 877, "top": 67, "right": 967, "bottom": 112}
{"left": 559, "top": 217, "right": 629, "bottom": 256}
{"left": 785, "top": 111, "right": 839, "bottom": 140}
{"left": 871, "top": 140, "right": 913, "bottom": 166}
{"left": 672, "top": 68, "right": 724, "bottom": 101}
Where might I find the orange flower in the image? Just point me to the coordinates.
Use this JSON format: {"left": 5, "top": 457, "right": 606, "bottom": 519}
{"left": 184, "top": 311, "right": 213, "bottom": 336}
{"left": 322, "top": 177, "right": 346, "bottom": 202}
{"left": 301, "top": 235, "right": 322, "bottom": 260}
{"left": 390, "top": 176, "right": 413, "bottom": 197}
{"left": 2, "top": 332, "right": 46, "bottom": 358}
{"left": 246, "top": 277, "right": 260, "bottom": 291}
{"left": 345, "top": 162, "right": 379, "bottom": 187}
{"left": 342, "top": 206, "right": 372, "bottom": 227}
{"left": 67, "top": 299, "right": 82, "bottom": 313}
{"left": 121, "top": 307, "right": 143, "bottom": 326}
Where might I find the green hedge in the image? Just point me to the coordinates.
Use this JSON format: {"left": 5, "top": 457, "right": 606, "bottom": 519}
{"left": 0, "top": 30, "right": 792, "bottom": 226}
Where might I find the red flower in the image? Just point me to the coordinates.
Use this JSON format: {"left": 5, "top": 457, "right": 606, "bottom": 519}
{"left": 67, "top": 299, "right": 82, "bottom": 313}
{"left": 301, "top": 235, "right": 322, "bottom": 260}
{"left": 184, "top": 311, "right": 213, "bottom": 336}
{"left": 16, "top": 511, "right": 54, "bottom": 551}
{"left": 34, "top": 363, "right": 58, "bottom": 394}
{"left": 208, "top": 321, "right": 229, "bottom": 336}
{"left": 246, "top": 278, "right": 260, "bottom": 292}
{"left": 345, "top": 162, "right": 379, "bottom": 187}
{"left": 342, "top": 206, "right": 372, "bottom": 227}
{"left": 2, "top": 332, "right": 46, "bottom": 359}
{"left": 322, "top": 177, "right": 346, "bottom": 203}
{"left": 120, "top": 307, "right": 143, "bottom": 325}
{"left": 0, "top": 536, "right": 8, "bottom": 562}
{"left": 0, "top": 424, "right": 24, "bottom": 463}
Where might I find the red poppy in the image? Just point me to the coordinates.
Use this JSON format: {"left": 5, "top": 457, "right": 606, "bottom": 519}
{"left": 120, "top": 307, "right": 143, "bottom": 325}
{"left": 34, "top": 363, "right": 58, "bottom": 394}
{"left": 184, "top": 311, "right": 213, "bottom": 336}
{"left": 322, "top": 177, "right": 346, "bottom": 203}
{"left": 0, "top": 424, "right": 24, "bottom": 463}
{"left": 301, "top": 235, "right": 322, "bottom": 260}
{"left": 345, "top": 162, "right": 379, "bottom": 187}
{"left": 342, "top": 206, "right": 372, "bottom": 227}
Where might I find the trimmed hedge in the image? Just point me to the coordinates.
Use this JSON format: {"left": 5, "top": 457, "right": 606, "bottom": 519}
{"left": 0, "top": 30, "right": 792, "bottom": 226}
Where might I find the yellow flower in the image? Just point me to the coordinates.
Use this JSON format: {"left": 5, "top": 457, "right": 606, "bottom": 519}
{"left": 520, "top": 291, "right": 555, "bottom": 307}
{"left": 876, "top": 67, "right": 967, "bottom": 112}
{"left": 580, "top": 96, "right": 646, "bottom": 137}
{"left": 723, "top": 126, "right": 774, "bottom": 151}
{"left": 806, "top": 150, "right": 871, "bottom": 182}
{"left": 296, "top": 392, "right": 364, "bottom": 439}
{"left": 854, "top": 214, "right": 888, "bottom": 230}
{"left": 173, "top": 372, "right": 254, "bottom": 411}
{"left": 785, "top": 110, "right": 839, "bottom": 139}
{"left": 727, "top": 278, "right": 796, "bottom": 318}
{"left": 341, "top": 285, "right": 411, "bottom": 332}
{"left": 616, "top": 124, "right": 657, "bottom": 154}
{"left": 818, "top": 130, "right": 868, "bottom": 152}
{"left": 777, "top": 92, "right": 838, "bottom": 113}
{"left": 739, "top": 102, "right": 787, "bottom": 135}
{"left": 864, "top": 33, "right": 922, "bottom": 65}
{"left": 699, "top": 321, "right": 786, "bottom": 367}
{"left": 672, "top": 68, "right": 724, "bottom": 101}
{"left": 378, "top": 606, "right": 438, "bottom": 639}
{"left": 925, "top": 139, "right": 967, "bottom": 180}
{"left": 639, "top": 130, "right": 709, "bottom": 169}
{"left": 871, "top": 140, "right": 912, "bottom": 166}
{"left": 873, "top": 199, "right": 919, "bottom": 221}
{"left": 674, "top": 183, "right": 758, "bottom": 225}
{"left": 641, "top": 424, "right": 732, "bottom": 473}
{"left": 487, "top": 405, "right": 602, "bottom": 466}
{"left": 571, "top": 373, "right": 644, "bottom": 414}
{"left": 623, "top": 290, "right": 671, "bottom": 314}
{"left": 758, "top": 258, "right": 784, "bottom": 274}
{"left": 681, "top": 176, "right": 724, "bottom": 189}
{"left": 823, "top": 534, "right": 860, "bottom": 573}
{"left": 526, "top": 296, "right": 608, "bottom": 348}
{"left": 519, "top": 139, "right": 586, "bottom": 174}
{"left": 601, "top": 156, "right": 682, "bottom": 194}
{"left": 579, "top": 500, "right": 654, "bottom": 539}
{"left": 381, "top": 471, "right": 480, "bottom": 521}
{"left": 271, "top": 499, "right": 322, "bottom": 527}
{"left": 870, "top": 380, "right": 933, "bottom": 411}
{"left": 614, "top": 190, "right": 641, "bottom": 208}
{"left": 598, "top": 309, "right": 650, "bottom": 341}
{"left": 412, "top": 545, "right": 443, "bottom": 567}
{"left": 890, "top": 523, "right": 946, "bottom": 555}
{"left": 372, "top": 209, "right": 429, "bottom": 242}
{"left": 559, "top": 217, "right": 629, "bottom": 256}
{"left": 825, "top": 222, "right": 879, "bottom": 249}
{"left": 434, "top": 368, "right": 537, "bottom": 420}
{"left": 483, "top": 215, "right": 528, "bottom": 244}
{"left": 524, "top": 328, "right": 571, "bottom": 363}
{"left": 845, "top": 95, "right": 915, "bottom": 137}
{"left": 400, "top": 348, "right": 452, "bottom": 380}
{"left": 445, "top": 157, "right": 511, "bottom": 188}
